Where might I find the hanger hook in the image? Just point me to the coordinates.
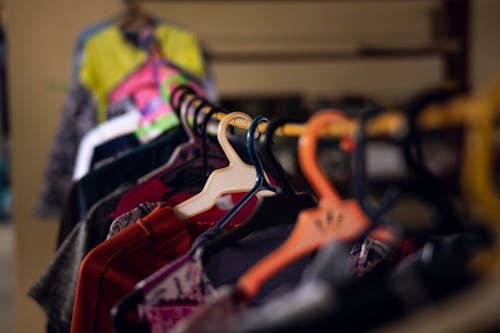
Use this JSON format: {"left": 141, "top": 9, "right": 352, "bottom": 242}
{"left": 217, "top": 112, "right": 252, "bottom": 166}
{"left": 402, "top": 88, "right": 463, "bottom": 232}
{"left": 403, "top": 88, "right": 457, "bottom": 175}
{"left": 193, "top": 99, "right": 213, "bottom": 137}
{"left": 248, "top": 116, "right": 278, "bottom": 193}
{"left": 178, "top": 93, "right": 200, "bottom": 143}
{"left": 261, "top": 118, "right": 301, "bottom": 195}
{"left": 201, "top": 106, "right": 228, "bottom": 176}
{"left": 214, "top": 115, "right": 278, "bottom": 230}
{"left": 354, "top": 106, "right": 400, "bottom": 222}
{"left": 299, "top": 109, "right": 354, "bottom": 205}
{"left": 169, "top": 85, "right": 196, "bottom": 116}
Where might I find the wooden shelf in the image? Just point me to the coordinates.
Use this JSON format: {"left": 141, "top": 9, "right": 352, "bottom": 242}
{"left": 210, "top": 46, "right": 453, "bottom": 63}
{"left": 145, "top": 0, "right": 441, "bottom": 3}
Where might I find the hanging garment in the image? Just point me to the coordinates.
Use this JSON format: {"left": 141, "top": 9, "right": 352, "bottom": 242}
{"left": 111, "top": 193, "right": 257, "bottom": 241}
{"left": 90, "top": 133, "right": 141, "bottom": 171}
{"left": 106, "top": 201, "right": 157, "bottom": 239}
{"left": 36, "top": 18, "right": 215, "bottom": 217}
{"left": 190, "top": 233, "right": 487, "bottom": 333}
{"left": 160, "top": 105, "right": 487, "bottom": 333}
{"left": 72, "top": 107, "right": 142, "bottom": 181}
{"left": 34, "top": 109, "right": 260, "bottom": 333}
{"left": 29, "top": 184, "right": 134, "bottom": 333}
{"left": 109, "top": 55, "right": 206, "bottom": 143}
{"left": 180, "top": 241, "right": 355, "bottom": 333}
{"left": 70, "top": 195, "right": 258, "bottom": 333}
{"left": 112, "top": 223, "right": 316, "bottom": 333}
{"left": 130, "top": 253, "right": 217, "bottom": 333}
{"left": 165, "top": 110, "right": 374, "bottom": 332}
{"left": 30, "top": 182, "right": 257, "bottom": 333}
{"left": 168, "top": 233, "right": 402, "bottom": 333}
{"left": 58, "top": 127, "right": 186, "bottom": 245}
{"left": 112, "top": 185, "right": 317, "bottom": 333}
{"left": 70, "top": 203, "right": 192, "bottom": 333}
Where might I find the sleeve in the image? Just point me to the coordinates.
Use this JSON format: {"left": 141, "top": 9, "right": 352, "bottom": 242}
{"left": 35, "top": 40, "right": 98, "bottom": 217}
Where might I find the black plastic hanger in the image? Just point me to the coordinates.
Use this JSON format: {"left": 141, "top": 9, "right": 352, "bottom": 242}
{"left": 353, "top": 89, "right": 464, "bottom": 236}
{"left": 169, "top": 85, "right": 197, "bottom": 117}
{"left": 161, "top": 108, "right": 227, "bottom": 202}
{"left": 260, "top": 118, "right": 299, "bottom": 195}
{"left": 200, "top": 117, "right": 317, "bottom": 263}
{"left": 402, "top": 88, "right": 465, "bottom": 234}
{"left": 160, "top": 101, "right": 229, "bottom": 201}
{"left": 353, "top": 106, "right": 400, "bottom": 224}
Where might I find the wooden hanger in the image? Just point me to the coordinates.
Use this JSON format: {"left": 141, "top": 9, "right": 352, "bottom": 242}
{"left": 200, "top": 117, "right": 317, "bottom": 263}
{"left": 173, "top": 112, "right": 273, "bottom": 220}
{"left": 214, "top": 115, "right": 278, "bottom": 229}
{"left": 236, "top": 110, "right": 371, "bottom": 301}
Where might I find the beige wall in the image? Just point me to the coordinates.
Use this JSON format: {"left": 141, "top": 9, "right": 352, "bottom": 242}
{"left": 470, "top": 0, "right": 500, "bottom": 90}
{"left": 152, "top": 1, "right": 442, "bottom": 101}
{"left": 6, "top": 1, "right": 477, "bottom": 333}
{"left": 8, "top": 2, "right": 120, "bottom": 333}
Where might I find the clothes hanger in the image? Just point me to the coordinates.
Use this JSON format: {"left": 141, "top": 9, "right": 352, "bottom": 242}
{"left": 173, "top": 112, "right": 274, "bottom": 220}
{"left": 200, "top": 118, "right": 317, "bottom": 263}
{"left": 110, "top": 115, "right": 270, "bottom": 333}
{"left": 212, "top": 116, "right": 279, "bottom": 229}
{"left": 354, "top": 99, "right": 487, "bottom": 253}
{"left": 160, "top": 105, "right": 229, "bottom": 202}
{"left": 160, "top": 73, "right": 205, "bottom": 110}
{"left": 235, "top": 110, "right": 372, "bottom": 301}
{"left": 353, "top": 106, "right": 400, "bottom": 224}
{"left": 461, "top": 95, "right": 500, "bottom": 224}
{"left": 402, "top": 88, "right": 465, "bottom": 234}
{"left": 170, "top": 85, "right": 197, "bottom": 115}
{"left": 135, "top": 91, "right": 198, "bottom": 182}
{"left": 260, "top": 118, "right": 300, "bottom": 195}
{"left": 137, "top": 86, "right": 225, "bottom": 184}
{"left": 353, "top": 94, "right": 465, "bottom": 238}
{"left": 163, "top": 85, "right": 226, "bottom": 179}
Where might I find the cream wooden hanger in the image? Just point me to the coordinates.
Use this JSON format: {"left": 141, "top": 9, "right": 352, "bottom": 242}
{"left": 174, "top": 112, "right": 273, "bottom": 220}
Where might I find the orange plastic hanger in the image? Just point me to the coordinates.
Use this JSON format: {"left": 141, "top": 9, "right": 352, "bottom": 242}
{"left": 236, "top": 109, "right": 371, "bottom": 301}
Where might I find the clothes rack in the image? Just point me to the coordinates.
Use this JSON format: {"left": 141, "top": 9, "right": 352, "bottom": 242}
{"left": 171, "top": 86, "right": 485, "bottom": 139}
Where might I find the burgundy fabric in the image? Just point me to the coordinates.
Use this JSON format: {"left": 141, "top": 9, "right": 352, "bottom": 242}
{"left": 71, "top": 203, "right": 192, "bottom": 333}
{"left": 110, "top": 178, "right": 259, "bottom": 239}
{"left": 71, "top": 194, "right": 258, "bottom": 333}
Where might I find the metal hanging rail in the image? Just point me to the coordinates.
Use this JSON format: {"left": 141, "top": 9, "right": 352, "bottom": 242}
{"left": 170, "top": 85, "right": 473, "bottom": 139}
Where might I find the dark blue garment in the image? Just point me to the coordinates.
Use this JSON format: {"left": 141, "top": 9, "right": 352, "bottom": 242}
{"left": 57, "top": 127, "right": 186, "bottom": 246}
{"left": 77, "top": 127, "right": 186, "bottom": 216}
{"left": 90, "top": 133, "right": 140, "bottom": 171}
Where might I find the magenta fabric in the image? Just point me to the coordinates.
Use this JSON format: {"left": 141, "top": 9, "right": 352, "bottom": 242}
{"left": 109, "top": 57, "right": 205, "bottom": 125}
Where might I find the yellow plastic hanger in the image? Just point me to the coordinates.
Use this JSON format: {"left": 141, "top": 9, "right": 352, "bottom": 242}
{"left": 462, "top": 92, "right": 500, "bottom": 225}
